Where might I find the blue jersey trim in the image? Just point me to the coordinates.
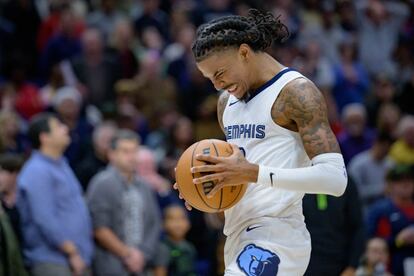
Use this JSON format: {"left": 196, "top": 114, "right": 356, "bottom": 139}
{"left": 244, "top": 68, "right": 296, "bottom": 103}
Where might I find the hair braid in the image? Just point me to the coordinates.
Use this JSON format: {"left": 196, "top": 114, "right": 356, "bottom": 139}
{"left": 192, "top": 9, "right": 289, "bottom": 62}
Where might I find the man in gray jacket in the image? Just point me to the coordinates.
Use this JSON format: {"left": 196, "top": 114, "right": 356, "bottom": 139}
{"left": 87, "top": 129, "right": 162, "bottom": 276}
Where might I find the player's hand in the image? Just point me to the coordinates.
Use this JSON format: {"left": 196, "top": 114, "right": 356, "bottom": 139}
{"left": 173, "top": 182, "right": 192, "bottom": 211}
{"left": 191, "top": 144, "right": 258, "bottom": 198}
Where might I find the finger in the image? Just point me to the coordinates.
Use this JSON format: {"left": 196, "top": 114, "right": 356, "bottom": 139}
{"left": 207, "top": 183, "right": 223, "bottom": 198}
{"left": 229, "top": 143, "right": 241, "bottom": 153}
{"left": 173, "top": 182, "right": 178, "bottom": 190}
{"left": 193, "top": 173, "right": 224, "bottom": 184}
{"left": 184, "top": 201, "right": 192, "bottom": 211}
{"left": 195, "top": 154, "right": 224, "bottom": 164}
{"left": 191, "top": 164, "right": 225, "bottom": 174}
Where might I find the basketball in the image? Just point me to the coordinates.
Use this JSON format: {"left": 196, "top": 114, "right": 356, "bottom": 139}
{"left": 175, "top": 139, "right": 248, "bottom": 213}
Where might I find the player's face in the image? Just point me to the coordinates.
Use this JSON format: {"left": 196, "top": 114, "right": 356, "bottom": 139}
{"left": 196, "top": 46, "right": 251, "bottom": 99}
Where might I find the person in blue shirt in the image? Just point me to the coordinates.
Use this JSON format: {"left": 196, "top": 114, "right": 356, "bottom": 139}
{"left": 17, "top": 113, "right": 93, "bottom": 276}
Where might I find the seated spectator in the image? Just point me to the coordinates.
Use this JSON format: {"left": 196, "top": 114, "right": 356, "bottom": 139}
{"left": 87, "top": 130, "right": 161, "bottom": 276}
{"left": 338, "top": 103, "right": 376, "bottom": 165}
{"left": 0, "top": 153, "right": 24, "bottom": 240}
{"left": 389, "top": 115, "right": 414, "bottom": 165}
{"left": 356, "top": 237, "right": 392, "bottom": 276}
{"left": 348, "top": 132, "right": 394, "bottom": 211}
{"left": 367, "top": 164, "right": 414, "bottom": 276}
{"left": 75, "top": 121, "right": 117, "bottom": 190}
{"left": 17, "top": 113, "right": 93, "bottom": 276}
{"left": 160, "top": 205, "right": 196, "bottom": 276}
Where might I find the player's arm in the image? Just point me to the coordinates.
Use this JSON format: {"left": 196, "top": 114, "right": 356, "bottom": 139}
{"left": 275, "top": 78, "right": 340, "bottom": 158}
{"left": 217, "top": 90, "right": 230, "bottom": 133}
{"left": 193, "top": 79, "right": 346, "bottom": 197}
{"left": 255, "top": 78, "right": 347, "bottom": 196}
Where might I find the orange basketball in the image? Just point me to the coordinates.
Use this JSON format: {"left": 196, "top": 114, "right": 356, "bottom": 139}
{"left": 175, "top": 139, "right": 248, "bottom": 213}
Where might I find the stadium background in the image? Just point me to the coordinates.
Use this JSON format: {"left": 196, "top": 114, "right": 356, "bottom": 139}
{"left": 0, "top": 0, "right": 414, "bottom": 275}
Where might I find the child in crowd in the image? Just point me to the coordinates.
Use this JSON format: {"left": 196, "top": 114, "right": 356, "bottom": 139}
{"left": 159, "top": 204, "right": 196, "bottom": 276}
{"left": 356, "top": 237, "right": 392, "bottom": 276}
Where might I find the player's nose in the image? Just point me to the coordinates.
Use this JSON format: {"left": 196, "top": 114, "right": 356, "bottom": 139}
{"left": 212, "top": 79, "right": 226, "bottom": 91}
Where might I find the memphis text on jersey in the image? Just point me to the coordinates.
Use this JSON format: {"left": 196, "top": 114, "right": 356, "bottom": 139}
{"left": 224, "top": 124, "right": 266, "bottom": 140}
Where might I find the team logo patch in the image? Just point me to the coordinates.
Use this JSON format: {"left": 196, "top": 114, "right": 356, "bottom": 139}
{"left": 237, "top": 244, "right": 280, "bottom": 276}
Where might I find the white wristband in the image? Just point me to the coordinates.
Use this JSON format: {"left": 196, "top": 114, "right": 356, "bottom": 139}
{"left": 257, "top": 165, "right": 278, "bottom": 188}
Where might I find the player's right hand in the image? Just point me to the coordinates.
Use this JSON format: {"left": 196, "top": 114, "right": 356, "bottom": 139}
{"left": 173, "top": 182, "right": 192, "bottom": 211}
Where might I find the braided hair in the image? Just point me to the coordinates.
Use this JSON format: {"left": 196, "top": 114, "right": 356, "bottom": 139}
{"left": 192, "top": 9, "right": 289, "bottom": 62}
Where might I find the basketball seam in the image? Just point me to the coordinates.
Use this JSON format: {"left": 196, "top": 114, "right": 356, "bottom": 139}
{"left": 192, "top": 141, "right": 215, "bottom": 211}
{"left": 211, "top": 140, "right": 223, "bottom": 211}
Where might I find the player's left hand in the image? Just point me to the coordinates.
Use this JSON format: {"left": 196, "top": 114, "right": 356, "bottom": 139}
{"left": 191, "top": 143, "right": 258, "bottom": 198}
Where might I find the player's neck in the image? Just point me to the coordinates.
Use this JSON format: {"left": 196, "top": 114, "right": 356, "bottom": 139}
{"left": 250, "top": 53, "right": 285, "bottom": 91}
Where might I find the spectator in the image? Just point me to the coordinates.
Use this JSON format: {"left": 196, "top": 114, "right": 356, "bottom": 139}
{"left": 39, "top": 63, "right": 66, "bottom": 109}
{"left": 133, "top": 50, "right": 177, "bottom": 128}
{"left": 17, "top": 113, "right": 93, "bottom": 276}
{"left": 53, "top": 86, "right": 93, "bottom": 168}
{"left": 136, "top": 146, "right": 179, "bottom": 210}
{"left": 0, "top": 203, "right": 27, "bottom": 276}
{"left": 356, "top": 0, "right": 409, "bottom": 77}
{"left": 87, "top": 129, "right": 161, "bottom": 276}
{"left": 332, "top": 40, "right": 370, "bottom": 114}
{"left": 87, "top": 0, "right": 125, "bottom": 42}
{"left": 39, "top": 5, "right": 83, "bottom": 80}
{"left": 0, "top": 111, "right": 28, "bottom": 155}
{"left": 160, "top": 205, "right": 197, "bottom": 276}
{"left": 0, "top": 153, "right": 24, "bottom": 240}
{"left": 366, "top": 74, "right": 396, "bottom": 128}
{"left": 356, "top": 237, "right": 392, "bottom": 276}
{"left": 75, "top": 121, "right": 117, "bottom": 190}
{"left": 109, "top": 19, "right": 139, "bottom": 79}
{"left": 303, "top": 178, "right": 365, "bottom": 276}
{"left": 367, "top": 164, "right": 414, "bottom": 276}
{"left": 134, "top": 0, "right": 170, "bottom": 41}
{"left": 376, "top": 103, "right": 401, "bottom": 139}
{"left": 339, "top": 103, "right": 376, "bottom": 165}
{"left": 389, "top": 115, "right": 414, "bottom": 165}
{"left": 71, "top": 28, "right": 121, "bottom": 108}
{"left": 4, "top": 56, "right": 44, "bottom": 120}
{"left": 348, "top": 132, "right": 394, "bottom": 211}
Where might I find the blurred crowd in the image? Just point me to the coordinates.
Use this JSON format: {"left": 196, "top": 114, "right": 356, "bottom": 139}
{"left": 0, "top": 0, "right": 414, "bottom": 275}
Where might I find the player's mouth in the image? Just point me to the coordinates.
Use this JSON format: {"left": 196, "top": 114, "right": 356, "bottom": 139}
{"left": 227, "top": 84, "right": 238, "bottom": 93}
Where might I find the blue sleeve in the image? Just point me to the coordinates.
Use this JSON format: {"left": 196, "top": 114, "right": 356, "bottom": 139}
{"left": 19, "top": 167, "right": 68, "bottom": 249}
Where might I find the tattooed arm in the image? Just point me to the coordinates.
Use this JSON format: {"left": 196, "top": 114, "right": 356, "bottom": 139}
{"left": 192, "top": 78, "right": 346, "bottom": 197}
{"left": 274, "top": 78, "right": 341, "bottom": 159}
{"left": 217, "top": 90, "right": 230, "bottom": 133}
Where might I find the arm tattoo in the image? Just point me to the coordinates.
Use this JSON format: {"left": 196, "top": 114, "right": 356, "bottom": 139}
{"left": 217, "top": 91, "right": 230, "bottom": 133}
{"left": 276, "top": 78, "right": 341, "bottom": 159}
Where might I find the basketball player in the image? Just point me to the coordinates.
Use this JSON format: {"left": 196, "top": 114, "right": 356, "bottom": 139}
{"left": 174, "top": 9, "right": 348, "bottom": 275}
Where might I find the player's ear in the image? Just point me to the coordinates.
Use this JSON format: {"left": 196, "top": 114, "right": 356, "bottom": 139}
{"left": 238, "top": 44, "right": 250, "bottom": 62}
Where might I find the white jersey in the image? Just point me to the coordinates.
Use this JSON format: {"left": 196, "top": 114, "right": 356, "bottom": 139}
{"left": 222, "top": 68, "right": 311, "bottom": 236}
